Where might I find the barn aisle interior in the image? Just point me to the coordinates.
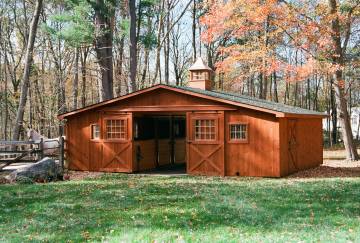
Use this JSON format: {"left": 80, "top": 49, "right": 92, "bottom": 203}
{"left": 133, "top": 114, "right": 186, "bottom": 173}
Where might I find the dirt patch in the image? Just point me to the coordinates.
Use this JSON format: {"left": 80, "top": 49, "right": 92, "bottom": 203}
{"left": 0, "top": 168, "right": 104, "bottom": 184}
{"left": 288, "top": 159, "right": 360, "bottom": 178}
{"left": 288, "top": 166, "right": 360, "bottom": 178}
{"left": 2, "top": 151, "right": 360, "bottom": 181}
{"left": 65, "top": 171, "right": 104, "bottom": 181}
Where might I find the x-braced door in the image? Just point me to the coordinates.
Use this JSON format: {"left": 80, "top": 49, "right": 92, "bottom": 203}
{"left": 100, "top": 113, "right": 133, "bottom": 172}
{"left": 187, "top": 112, "right": 225, "bottom": 176}
{"left": 288, "top": 119, "right": 298, "bottom": 172}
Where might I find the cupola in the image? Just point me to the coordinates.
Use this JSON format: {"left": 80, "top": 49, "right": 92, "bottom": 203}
{"left": 188, "top": 57, "right": 213, "bottom": 90}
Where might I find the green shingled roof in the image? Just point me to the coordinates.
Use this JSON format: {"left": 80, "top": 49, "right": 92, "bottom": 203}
{"left": 166, "top": 84, "right": 326, "bottom": 116}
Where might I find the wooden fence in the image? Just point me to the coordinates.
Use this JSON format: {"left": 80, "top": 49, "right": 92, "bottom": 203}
{"left": 0, "top": 137, "right": 65, "bottom": 171}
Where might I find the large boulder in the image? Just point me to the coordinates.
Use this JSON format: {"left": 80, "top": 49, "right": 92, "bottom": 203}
{"left": 6, "top": 157, "right": 63, "bottom": 183}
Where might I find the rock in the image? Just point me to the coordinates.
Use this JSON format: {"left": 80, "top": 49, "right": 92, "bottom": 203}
{"left": 6, "top": 157, "right": 63, "bottom": 183}
{"left": 0, "top": 177, "right": 10, "bottom": 184}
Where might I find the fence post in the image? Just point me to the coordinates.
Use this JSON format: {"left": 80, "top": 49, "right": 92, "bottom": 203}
{"left": 39, "top": 138, "right": 44, "bottom": 159}
{"left": 59, "top": 136, "right": 65, "bottom": 173}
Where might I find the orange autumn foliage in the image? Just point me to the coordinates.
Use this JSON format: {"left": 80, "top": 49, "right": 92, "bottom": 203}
{"left": 200, "top": 0, "right": 357, "bottom": 85}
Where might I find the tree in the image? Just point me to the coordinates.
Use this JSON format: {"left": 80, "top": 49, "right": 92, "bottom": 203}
{"left": 12, "top": 0, "right": 43, "bottom": 141}
{"left": 201, "top": 0, "right": 285, "bottom": 95}
{"left": 201, "top": 0, "right": 360, "bottom": 160}
{"left": 0, "top": 0, "right": 208, "bottom": 140}
{"left": 92, "top": 0, "right": 115, "bottom": 100}
{"left": 47, "top": 0, "right": 115, "bottom": 101}
{"left": 192, "top": 0, "right": 197, "bottom": 61}
{"left": 129, "top": 0, "right": 137, "bottom": 92}
{"left": 327, "top": 0, "right": 359, "bottom": 160}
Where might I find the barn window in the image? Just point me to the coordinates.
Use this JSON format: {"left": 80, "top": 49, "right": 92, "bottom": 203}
{"left": 91, "top": 124, "right": 100, "bottom": 140}
{"left": 194, "top": 119, "right": 216, "bottom": 140}
{"left": 229, "top": 123, "right": 248, "bottom": 141}
{"left": 106, "top": 119, "right": 126, "bottom": 140}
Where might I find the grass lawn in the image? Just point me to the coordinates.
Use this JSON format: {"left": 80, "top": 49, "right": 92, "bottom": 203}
{"left": 0, "top": 174, "right": 360, "bottom": 242}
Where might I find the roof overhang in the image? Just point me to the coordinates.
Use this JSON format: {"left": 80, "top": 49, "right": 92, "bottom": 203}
{"left": 58, "top": 85, "right": 327, "bottom": 120}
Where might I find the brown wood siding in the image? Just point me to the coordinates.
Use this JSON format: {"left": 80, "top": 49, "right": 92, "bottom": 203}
{"left": 132, "top": 138, "right": 186, "bottom": 171}
{"left": 279, "top": 118, "right": 323, "bottom": 176}
{"left": 65, "top": 112, "right": 133, "bottom": 172}
{"left": 279, "top": 118, "right": 289, "bottom": 176}
{"left": 158, "top": 139, "right": 171, "bottom": 166}
{"left": 187, "top": 111, "right": 225, "bottom": 176}
{"left": 174, "top": 138, "right": 186, "bottom": 163}
{"left": 64, "top": 87, "right": 323, "bottom": 177}
{"left": 133, "top": 140, "right": 156, "bottom": 171}
{"left": 105, "top": 88, "right": 231, "bottom": 110}
{"left": 225, "top": 110, "right": 280, "bottom": 177}
{"left": 88, "top": 112, "right": 101, "bottom": 171}
{"left": 66, "top": 113, "right": 93, "bottom": 171}
{"left": 100, "top": 114, "right": 133, "bottom": 172}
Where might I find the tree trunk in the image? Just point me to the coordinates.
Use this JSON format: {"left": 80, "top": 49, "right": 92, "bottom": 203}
{"left": 94, "top": 0, "right": 114, "bottom": 101}
{"left": 328, "top": 0, "right": 358, "bottom": 160}
{"left": 115, "top": 1, "right": 127, "bottom": 95}
{"left": 357, "top": 115, "right": 360, "bottom": 140}
{"left": 140, "top": 16, "right": 151, "bottom": 88}
{"left": 33, "top": 73, "right": 45, "bottom": 135}
{"left": 3, "top": 53, "right": 9, "bottom": 140}
{"left": 72, "top": 47, "right": 79, "bottom": 110}
{"left": 258, "top": 73, "right": 263, "bottom": 99}
{"left": 313, "top": 75, "right": 320, "bottom": 110}
{"left": 129, "top": 0, "right": 137, "bottom": 92}
{"left": 115, "top": 36, "right": 125, "bottom": 95}
{"left": 164, "top": 0, "right": 170, "bottom": 84}
{"left": 152, "top": 0, "right": 165, "bottom": 85}
{"left": 330, "top": 80, "right": 337, "bottom": 145}
{"left": 306, "top": 78, "right": 311, "bottom": 109}
{"left": 28, "top": 78, "right": 33, "bottom": 128}
{"left": 192, "top": 0, "right": 197, "bottom": 61}
{"left": 263, "top": 75, "right": 268, "bottom": 100}
{"left": 273, "top": 71, "right": 278, "bottom": 102}
{"left": 80, "top": 47, "right": 89, "bottom": 107}
{"left": 12, "top": 0, "right": 42, "bottom": 141}
{"left": 0, "top": 20, "right": 9, "bottom": 139}
{"left": 293, "top": 83, "right": 298, "bottom": 106}
{"left": 333, "top": 71, "right": 358, "bottom": 159}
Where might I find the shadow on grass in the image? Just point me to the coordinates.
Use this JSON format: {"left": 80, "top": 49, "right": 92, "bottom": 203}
{"left": 0, "top": 175, "right": 360, "bottom": 242}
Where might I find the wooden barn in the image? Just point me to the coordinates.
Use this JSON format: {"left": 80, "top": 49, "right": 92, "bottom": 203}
{"left": 58, "top": 58, "right": 326, "bottom": 177}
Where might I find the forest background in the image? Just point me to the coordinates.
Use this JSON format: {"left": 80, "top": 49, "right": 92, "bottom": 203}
{"left": 0, "top": 0, "right": 359, "bottom": 159}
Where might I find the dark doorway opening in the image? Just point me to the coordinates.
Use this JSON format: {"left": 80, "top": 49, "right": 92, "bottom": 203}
{"left": 133, "top": 114, "right": 186, "bottom": 173}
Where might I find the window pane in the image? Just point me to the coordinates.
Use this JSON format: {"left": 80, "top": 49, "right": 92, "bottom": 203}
{"left": 194, "top": 119, "right": 216, "bottom": 141}
{"left": 230, "top": 124, "right": 247, "bottom": 141}
{"left": 106, "top": 119, "right": 126, "bottom": 139}
{"left": 91, "top": 124, "right": 100, "bottom": 139}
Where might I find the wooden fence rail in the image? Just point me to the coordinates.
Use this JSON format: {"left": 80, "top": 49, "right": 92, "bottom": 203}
{"left": 0, "top": 138, "right": 65, "bottom": 171}
{"left": 0, "top": 141, "right": 37, "bottom": 145}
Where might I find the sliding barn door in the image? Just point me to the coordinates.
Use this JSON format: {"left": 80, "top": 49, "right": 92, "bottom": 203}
{"left": 100, "top": 114, "right": 133, "bottom": 172}
{"left": 187, "top": 112, "right": 225, "bottom": 176}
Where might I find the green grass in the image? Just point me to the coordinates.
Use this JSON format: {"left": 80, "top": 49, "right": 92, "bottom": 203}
{"left": 1, "top": 175, "right": 360, "bottom": 242}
